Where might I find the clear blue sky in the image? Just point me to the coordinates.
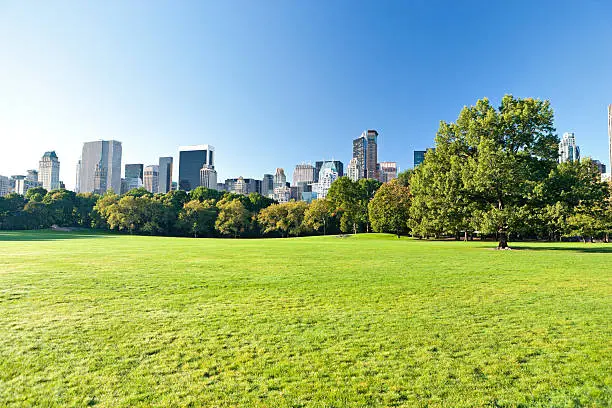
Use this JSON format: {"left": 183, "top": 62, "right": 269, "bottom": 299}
{"left": 1, "top": 0, "right": 611, "bottom": 189}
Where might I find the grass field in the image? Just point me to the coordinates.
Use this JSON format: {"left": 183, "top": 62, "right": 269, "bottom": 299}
{"left": 0, "top": 231, "right": 610, "bottom": 407}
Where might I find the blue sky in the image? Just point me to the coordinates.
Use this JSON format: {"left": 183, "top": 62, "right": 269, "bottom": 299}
{"left": 1, "top": 0, "right": 611, "bottom": 189}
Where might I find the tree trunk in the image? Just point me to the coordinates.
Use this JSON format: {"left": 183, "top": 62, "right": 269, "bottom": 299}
{"left": 464, "top": 230, "right": 468, "bottom": 242}
{"left": 498, "top": 229, "right": 508, "bottom": 249}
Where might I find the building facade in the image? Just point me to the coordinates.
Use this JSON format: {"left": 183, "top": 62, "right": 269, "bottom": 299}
{"left": 79, "top": 140, "right": 122, "bottom": 194}
{"left": 292, "top": 164, "right": 315, "bottom": 186}
{"left": 312, "top": 161, "right": 339, "bottom": 199}
{"left": 273, "top": 168, "right": 287, "bottom": 189}
{"left": 179, "top": 145, "right": 214, "bottom": 191}
{"left": 0, "top": 175, "right": 9, "bottom": 197}
{"left": 414, "top": 150, "right": 426, "bottom": 167}
{"left": 347, "top": 158, "right": 361, "bottom": 182}
{"left": 39, "top": 151, "right": 60, "bottom": 191}
{"left": 559, "top": 132, "right": 580, "bottom": 163}
{"left": 121, "top": 177, "right": 143, "bottom": 194}
{"left": 158, "top": 157, "right": 173, "bottom": 193}
{"left": 592, "top": 160, "right": 607, "bottom": 175}
{"left": 352, "top": 130, "right": 378, "bottom": 179}
{"left": 143, "top": 165, "right": 159, "bottom": 193}
{"left": 125, "top": 164, "right": 143, "bottom": 181}
{"left": 379, "top": 161, "right": 398, "bottom": 182}
{"left": 199, "top": 165, "right": 217, "bottom": 189}
{"left": 262, "top": 174, "right": 274, "bottom": 197}
{"left": 315, "top": 160, "right": 344, "bottom": 182}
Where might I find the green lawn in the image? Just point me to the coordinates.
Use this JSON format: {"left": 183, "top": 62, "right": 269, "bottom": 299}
{"left": 0, "top": 231, "right": 610, "bottom": 407}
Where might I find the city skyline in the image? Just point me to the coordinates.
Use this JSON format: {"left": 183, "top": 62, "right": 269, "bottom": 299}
{"left": 1, "top": 2, "right": 612, "bottom": 188}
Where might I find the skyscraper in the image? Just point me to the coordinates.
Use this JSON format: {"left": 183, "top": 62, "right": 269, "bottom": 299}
{"left": 262, "top": 174, "right": 274, "bottom": 197}
{"left": 38, "top": 151, "right": 60, "bottom": 191}
{"left": 292, "top": 164, "right": 315, "bottom": 186}
{"left": 379, "top": 162, "right": 398, "bottom": 182}
{"left": 0, "top": 175, "right": 9, "bottom": 197}
{"left": 314, "top": 160, "right": 344, "bottom": 182}
{"left": 414, "top": 150, "right": 426, "bottom": 167}
{"left": 352, "top": 130, "right": 378, "bottom": 179}
{"left": 199, "top": 165, "right": 217, "bottom": 189}
{"left": 312, "top": 161, "right": 339, "bottom": 199}
{"left": 75, "top": 160, "right": 81, "bottom": 193}
{"left": 347, "top": 158, "right": 361, "bottom": 182}
{"left": 125, "top": 164, "right": 144, "bottom": 181}
{"left": 79, "top": 140, "right": 122, "bottom": 194}
{"left": 273, "top": 168, "right": 287, "bottom": 189}
{"left": 179, "top": 145, "right": 214, "bottom": 191}
{"left": 559, "top": 132, "right": 580, "bottom": 163}
{"left": 144, "top": 165, "right": 159, "bottom": 193}
{"left": 158, "top": 157, "right": 173, "bottom": 193}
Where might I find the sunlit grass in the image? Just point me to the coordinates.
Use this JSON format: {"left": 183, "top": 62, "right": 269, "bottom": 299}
{"left": 0, "top": 231, "right": 610, "bottom": 407}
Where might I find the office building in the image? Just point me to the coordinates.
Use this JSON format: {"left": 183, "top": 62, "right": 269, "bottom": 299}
{"left": 199, "top": 165, "right": 217, "bottom": 189}
{"left": 179, "top": 145, "right": 214, "bottom": 191}
{"left": 0, "top": 175, "right": 9, "bottom": 197}
{"left": 158, "top": 157, "right": 173, "bottom": 193}
{"left": 125, "top": 164, "right": 144, "bottom": 181}
{"left": 315, "top": 160, "right": 344, "bottom": 182}
{"left": 292, "top": 164, "right": 315, "bottom": 186}
{"left": 347, "top": 158, "right": 361, "bottom": 182}
{"left": 216, "top": 182, "right": 226, "bottom": 192}
{"left": 39, "top": 151, "right": 60, "bottom": 191}
{"left": 379, "top": 162, "right": 398, "bottom": 183}
{"left": 75, "top": 160, "right": 81, "bottom": 193}
{"left": 121, "top": 177, "right": 143, "bottom": 194}
{"left": 26, "top": 170, "right": 39, "bottom": 184}
{"left": 352, "top": 130, "right": 378, "bottom": 179}
{"left": 273, "top": 168, "right": 287, "bottom": 189}
{"left": 143, "top": 165, "right": 159, "bottom": 193}
{"left": 312, "top": 161, "right": 339, "bottom": 200}
{"left": 79, "top": 140, "right": 122, "bottom": 194}
{"left": 262, "top": 174, "right": 274, "bottom": 197}
{"left": 559, "top": 132, "right": 580, "bottom": 163}
{"left": 592, "top": 160, "right": 607, "bottom": 175}
{"left": 414, "top": 150, "right": 426, "bottom": 167}
{"left": 225, "top": 177, "right": 259, "bottom": 195}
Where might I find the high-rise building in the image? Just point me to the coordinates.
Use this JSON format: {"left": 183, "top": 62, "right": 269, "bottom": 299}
{"left": 292, "top": 164, "right": 315, "bottom": 186}
{"left": 125, "top": 164, "right": 144, "bottom": 181}
{"left": 414, "top": 150, "right": 426, "bottom": 167}
{"left": 379, "top": 162, "right": 398, "bottom": 182}
{"left": 199, "top": 165, "right": 217, "bottom": 189}
{"left": 273, "top": 168, "right": 287, "bottom": 189}
{"left": 79, "top": 140, "right": 122, "bottom": 194}
{"left": 608, "top": 105, "right": 612, "bottom": 174}
{"left": 121, "top": 177, "right": 143, "bottom": 194}
{"left": 144, "top": 165, "right": 159, "bottom": 193}
{"left": 314, "top": 160, "right": 344, "bottom": 182}
{"left": 158, "top": 157, "right": 173, "bottom": 193}
{"left": 262, "top": 174, "right": 274, "bottom": 197}
{"left": 347, "top": 158, "right": 361, "bottom": 182}
{"left": 312, "top": 161, "right": 339, "bottom": 199}
{"left": 39, "top": 151, "right": 60, "bottom": 191}
{"left": 352, "top": 130, "right": 378, "bottom": 179}
{"left": 0, "top": 175, "right": 9, "bottom": 197}
{"left": 273, "top": 186, "right": 291, "bottom": 203}
{"left": 179, "top": 145, "right": 214, "bottom": 191}
{"left": 75, "top": 160, "right": 81, "bottom": 193}
{"left": 559, "top": 132, "right": 580, "bottom": 163}
{"left": 225, "top": 177, "right": 259, "bottom": 195}
{"left": 592, "top": 160, "right": 607, "bottom": 175}
{"left": 26, "top": 170, "right": 39, "bottom": 184}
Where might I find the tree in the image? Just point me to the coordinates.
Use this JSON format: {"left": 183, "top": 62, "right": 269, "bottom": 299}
{"left": 0, "top": 194, "right": 27, "bottom": 230}
{"left": 327, "top": 177, "right": 363, "bottom": 234}
{"left": 74, "top": 193, "right": 100, "bottom": 228}
{"left": 368, "top": 180, "right": 411, "bottom": 237}
{"left": 25, "top": 187, "right": 47, "bottom": 202}
{"left": 258, "top": 201, "right": 309, "bottom": 237}
{"left": 123, "top": 187, "right": 153, "bottom": 198}
{"left": 190, "top": 187, "right": 223, "bottom": 203}
{"left": 179, "top": 199, "right": 217, "bottom": 237}
{"left": 43, "top": 189, "right": 77, "bottom": 226}
{"left": 410, "top": 95, "right": 558, "bottom": 248}
{"left": 23, "top": 201, "right": 51, "bottom": 229}
{"left": 304, "top": 199, "right": 333, "bottom": 235}
{"left": 215, "top": 197, "right": 251, "bottom": 238}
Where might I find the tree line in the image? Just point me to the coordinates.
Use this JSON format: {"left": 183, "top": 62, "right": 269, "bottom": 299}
{"left": 1, "top": 95, "right": 610, "bottom": 244}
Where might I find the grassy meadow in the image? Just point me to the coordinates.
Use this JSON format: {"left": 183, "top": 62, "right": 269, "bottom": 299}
{"left": 0, "top": 231, "right": 610, "bottom": 407}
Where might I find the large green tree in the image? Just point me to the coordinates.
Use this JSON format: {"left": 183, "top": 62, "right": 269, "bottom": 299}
{"left": 179, "top": 199, "right": 217, "bottom": 237}
{"left": 368, "top": 180, "right": 411, "bottom": 238}
{"left": 215, "top": 197, "right": 251, "bottom": 238}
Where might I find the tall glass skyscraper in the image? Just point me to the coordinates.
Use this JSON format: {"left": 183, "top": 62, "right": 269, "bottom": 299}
{"left": 352, "top": 130, "right": 378, "bottom": 179}
{"left": 158, "top": 157, "right": 173, "bottom": 193}
{"left": 125, "top": 164, "right": 144, "bottom": 181}
{"left": 178, "top": 145, "right": 214, "bottom": 191}
{"left": 78, "top": 140, "right": 122, "bottom": 194}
